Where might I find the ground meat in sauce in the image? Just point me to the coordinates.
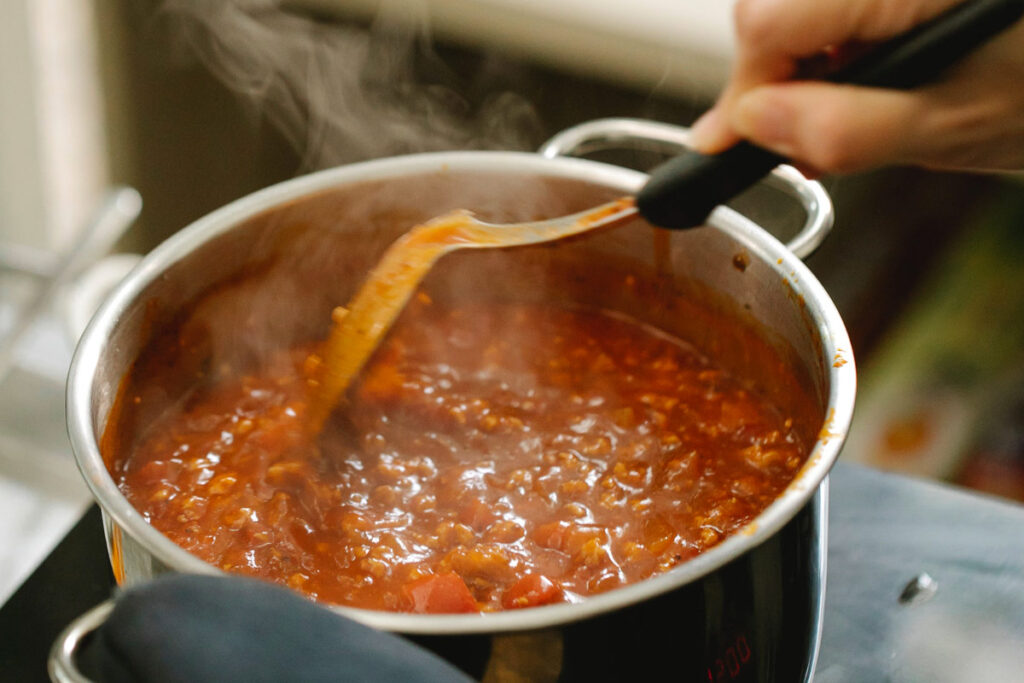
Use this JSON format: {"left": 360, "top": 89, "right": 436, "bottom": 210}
{"left": 113, "top": 300, "right": 807, "bottom": 613}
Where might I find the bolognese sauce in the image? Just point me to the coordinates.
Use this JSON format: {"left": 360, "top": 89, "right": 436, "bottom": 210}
{"left": 111, "top": 297, "right": 808, "bottom": 613}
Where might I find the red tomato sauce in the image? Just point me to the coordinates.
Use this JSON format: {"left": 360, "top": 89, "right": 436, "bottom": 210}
{"left": 109, "top": 300, "right": 808, "bottom": 613}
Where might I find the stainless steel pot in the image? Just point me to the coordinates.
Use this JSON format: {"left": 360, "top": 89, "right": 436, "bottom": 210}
{"left": 60, "top": 119, "right": 855, "bottom": 679}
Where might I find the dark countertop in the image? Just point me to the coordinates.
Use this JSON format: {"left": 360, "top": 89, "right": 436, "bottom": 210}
{"left": 3, "top": 461, "right": 1023, "bottom": 682}
{"left": 817, "top": 464, "right": 1024, "bottom": 682}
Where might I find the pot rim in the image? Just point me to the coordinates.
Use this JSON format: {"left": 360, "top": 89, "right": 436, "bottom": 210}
{"left": 67, "top": 150, "right": 856, "bottom": 635}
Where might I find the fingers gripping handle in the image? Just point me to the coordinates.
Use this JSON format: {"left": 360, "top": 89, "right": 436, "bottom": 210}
{"left": 637, "top": 0, "right": 1024, "bottom": 230}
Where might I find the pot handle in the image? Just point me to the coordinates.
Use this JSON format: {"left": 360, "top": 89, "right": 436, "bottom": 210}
{"left": 48, "top": 600, "right": 113, "bottom": 683}
{"left": 538, "top": 118, "right": 834, "bottom": 260}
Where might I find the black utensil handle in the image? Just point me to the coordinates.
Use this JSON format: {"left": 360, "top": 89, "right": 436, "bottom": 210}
{"left": 637, "top": 0, "right": 1024, "bottom": 230}
{"left": 828, "top": 0, "right": 1024, "bottom": 87}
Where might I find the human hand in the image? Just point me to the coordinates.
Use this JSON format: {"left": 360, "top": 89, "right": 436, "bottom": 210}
{"left": 690, "top": 0, "right": 1024, "bottom": 174}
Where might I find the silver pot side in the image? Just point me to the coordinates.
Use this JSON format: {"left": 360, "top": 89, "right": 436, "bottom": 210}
{"left": 67, "top": 147, "right": 855, "bottom": 636}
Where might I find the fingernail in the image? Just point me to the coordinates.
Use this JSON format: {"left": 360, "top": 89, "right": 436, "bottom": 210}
{"left": 733, "top": 91, "right": 797, "bottom": 157}
{"left": 689, "top": 108, "right": 724, "bottom": 152}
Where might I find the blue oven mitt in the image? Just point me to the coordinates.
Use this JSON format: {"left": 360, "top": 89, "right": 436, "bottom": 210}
{"left": 76, "top": 574, "right": 474, "bottom": 683}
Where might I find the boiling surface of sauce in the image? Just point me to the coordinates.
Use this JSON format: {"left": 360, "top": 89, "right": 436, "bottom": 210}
{"left": 114, "top": 299, "right": 807, "bottom": 612}
{"left": 309, "top": 199, "right": 635, "bottom": 431}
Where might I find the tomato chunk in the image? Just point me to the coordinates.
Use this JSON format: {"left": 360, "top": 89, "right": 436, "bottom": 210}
{"left": 501, "top": 574, "right": 562, "bottom": 610}
{"left": 459, "top": 498, "right": 499, "bottom": 530}
{"left": 403, "top": 573, "right": 478, "bottom": 614}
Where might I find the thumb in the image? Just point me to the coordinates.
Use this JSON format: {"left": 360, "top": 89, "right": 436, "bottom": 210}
{"left": 729, "top": 82, "right": 928, "bottom": 173}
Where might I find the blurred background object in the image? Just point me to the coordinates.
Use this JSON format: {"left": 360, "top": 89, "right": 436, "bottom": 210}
{"left": 0, "top": 0, "right": 113, "bottom": 604}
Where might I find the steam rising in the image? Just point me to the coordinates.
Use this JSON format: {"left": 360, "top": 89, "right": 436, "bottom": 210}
{"left": 160, "top": 0, "right": 542, "bottom": 169}
{"left": 150, "top": 0, "right": 565, "bottom": 378}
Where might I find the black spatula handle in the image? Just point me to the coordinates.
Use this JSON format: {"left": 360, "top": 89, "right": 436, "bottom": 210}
{"left": 636, "top": 0, "right": 1024, "bottom": 230}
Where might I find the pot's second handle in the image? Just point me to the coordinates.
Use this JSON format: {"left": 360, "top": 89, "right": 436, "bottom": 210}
{"left": 49, "top": 601, "right": 113, "bottom": 683}
{"left": 538, "top": 118, "right": 833, "bottom": 260}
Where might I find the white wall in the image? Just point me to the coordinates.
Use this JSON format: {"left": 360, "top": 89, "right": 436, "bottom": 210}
{"left": 0, "top": 1, "right": 48, "bottom": 249}
{"left": 0, "top": 0, "right": 109, "bottom": 251}
{"left": 296, "top": 0, "right": 736, "bottom": 99}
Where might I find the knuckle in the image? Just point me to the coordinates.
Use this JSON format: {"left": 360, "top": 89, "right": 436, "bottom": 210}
{"left": 733, "top": 0, "right": 776, "bottom": 45}
{"left": 803, "top": 107, "right": 862, "bottom": 172}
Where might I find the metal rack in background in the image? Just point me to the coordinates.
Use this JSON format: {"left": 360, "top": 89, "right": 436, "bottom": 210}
{"left": 0, "top": 186, "right": 141, "bottom": 606}
{"left": 0, "top": 187, "right": 141, "bottom": 386}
